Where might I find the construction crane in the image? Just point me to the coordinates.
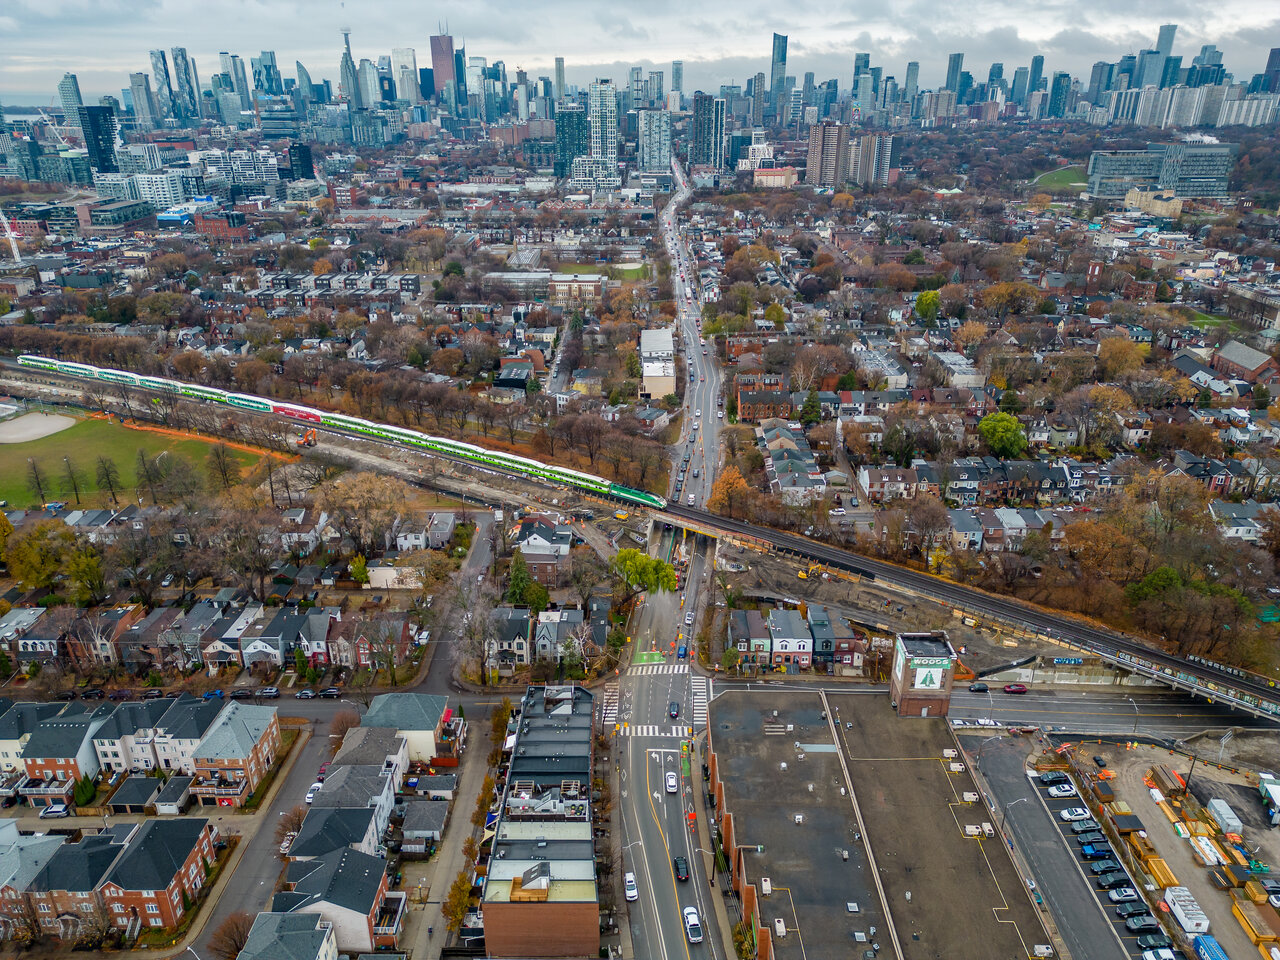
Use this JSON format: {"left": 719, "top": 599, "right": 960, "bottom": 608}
{"left": 37, "top": 103, "right": 70, "bottom": 148}
{"left": 0, "top": 210, "right": 22, "bottom": 265}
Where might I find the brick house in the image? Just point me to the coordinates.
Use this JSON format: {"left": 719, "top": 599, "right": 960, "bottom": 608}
{"left": 1210, "top": 340, "right": 1280, "bottom": 385}
{"left": 738, "top": 390, "right": 793, "bottom": 423}
{"left": 99, "top": 819, "right": 218, "bottom": 936}
{"left": 190, "top": 704, "right": 281, "bottom": 808}
{"left": 20, "top": 709, "right": 112, "bottom": 808}
{"left": 272, "top": 848, "right": 406, "bottom": 953}
{"left": 858, "top": 466, "right": 919, "bottom": 503}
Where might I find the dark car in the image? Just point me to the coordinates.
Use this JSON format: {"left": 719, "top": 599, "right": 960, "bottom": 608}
{"left": 1116, "top": 902, "right": 1150, "bottom": 919}
{"left": 230, "top": 689, "right": 254, "bottom": 700}
{"left": 108, "top": 690, "right": 132, "bottom": 701}
{"left": 968, "top": 682, "right": 989, "bottom": 693}
{"left": 673, "top": 856, "right": 689, "bottom": 882}
{"left": 1038, "top": 771, "right": 1070, "bottom": 787}
{"left": 142, "top": 688, "right": 165, "bottom": 699}
{"left": 1002, "top": 683, "right": 1028, "bottom": 694}
{"left": 1093, "top": 755, "right": 1108, "bottom": 768}
{"left": 319, "top": 687, "right": 342, "bottom": 699}
{"left": 1125, "top": 916, "right": 1160, "bottom": 933}
{"left": 1070, "top": 820, "right": 1100, "bottom": 834}
{"left": 54, "top": 691, "right": 78, "bottom": 701}
{"left": 80, "top": 688, "right": 106, "bottom": 700}
{"left": 1097, "top": 872, "right": 1130, "bottom": 889}
{"left": 669, "top": 701, "right": 680, "bottom": 719}
{"left": 1080, "top": 843, "right": 1113, "bottom": 860}
{"left": 1089, "top": 860, "right": 1122, "bottom": 875}
{"left": 1075, "top": 832, "right": 1106, "bottom": 846}
{"left": 1136, "top": 934, "right": 1173, "bottom": 950}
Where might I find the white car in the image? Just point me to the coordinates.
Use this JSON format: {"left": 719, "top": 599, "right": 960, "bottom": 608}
{"left": 1108, "top": 887, "right": 1138, "bottom": 902}
{"left": 1140, "top": 951, "right": 1175, "bottom": 960}
{"left": 666, "top": 771, "right": 678, "bottom": 793}
{"left": 830, "top": 508, "right": 847, "bottom": 516}
{"left": 683, "top": 906, "right": 703, "bottom": 943}
{"left": 1047, "top": 783, "right": 1077, "bottom": 798}
{"left": 717, "top": 411, "right": 724, "bottom": 419}
{"left": 624, "top": 872, "right": 638, "bottom": 901}
{"left": 305, "top": 782, "right": 323, "bottom": 804}
{"left": 1059, "top": 807, "right": 1091, "bottom": 822}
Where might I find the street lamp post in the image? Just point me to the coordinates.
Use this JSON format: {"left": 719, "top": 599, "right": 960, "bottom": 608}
{"left": 976, "top": 734, "right": 1003, "bottom": 769}
{"left": 1126, "top": 696, "right": 1139, "bottom": 734}
{"left": 1000, "top": 797, "right": 1029, "bottom": 837}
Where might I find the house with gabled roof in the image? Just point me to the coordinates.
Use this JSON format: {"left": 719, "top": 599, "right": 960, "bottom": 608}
{"left": 272, "top": 848, "right": 405, "bottom": 952}
{"left": 20, "top": 706, "right": 113, "bottom": 808}
{"left": 190, "top": 703, "right": 280, "bottom": 808}
{"left": 98, "top": 818, "right": 218, "bottom": 936}
{"left": 238, "top": 912, "right": 339, "bottom": 960}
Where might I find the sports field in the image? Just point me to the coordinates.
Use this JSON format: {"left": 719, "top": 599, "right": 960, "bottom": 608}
{"left": 0, "top": 417, "right": 260, "bottom": 507}
{"left": 1035, "top": 165, "right": 1087, "bottom": 191}
{"left": 559, "top": 261, "right": 648, "bottom": 280}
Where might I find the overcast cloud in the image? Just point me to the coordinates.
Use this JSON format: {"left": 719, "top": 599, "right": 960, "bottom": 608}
{"left": 1, "top": 0, "right": 1276, "bottom": 104}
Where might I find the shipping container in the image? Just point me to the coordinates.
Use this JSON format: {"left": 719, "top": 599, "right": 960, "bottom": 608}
{"left": 1166, "top": 886, "right": 1211, "bottom": 934}
{"left": 1192, "top": 934, "right": 1230, "bottom": 960}
{"left": 1208, "top": 798, "right": 1244, "bottom": 835}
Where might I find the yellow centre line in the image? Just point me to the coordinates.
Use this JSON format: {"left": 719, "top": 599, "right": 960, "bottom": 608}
{"left": 645, "top": 755, "right": 693, "bottom": 960}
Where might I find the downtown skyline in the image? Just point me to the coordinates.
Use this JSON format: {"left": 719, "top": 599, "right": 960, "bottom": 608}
{"left": 2, "top": 0, "right": 1278, "bottom": 103}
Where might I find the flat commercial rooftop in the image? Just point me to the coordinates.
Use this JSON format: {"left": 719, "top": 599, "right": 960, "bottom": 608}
{"left": 828, "top": 692, "right": 1047, "bottom": 960}
{"left": 709, "top": 690, "right": 886, "bottom": 960}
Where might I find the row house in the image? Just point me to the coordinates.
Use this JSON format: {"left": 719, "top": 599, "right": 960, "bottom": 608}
{"left": 190, "top": 703, "right": 281, "bottom": 808}
{"left": 838, "top": 389, "right": 909, "bottom": 418}
{"left": 859, "top": 467, "right": 919, "bottom": 503}
{"left": 20, "top": 707, "right": 112, "bottom": 808}
{"left": 0, "top": 703, "right": 66, "bottom": 773}
{"left": 272, "top": 848, "right": 404, "bottom": 953}
{"left": 326, "top": 616, "right": 413, "bottom": 670}
{"left": 92, "top": 695, "right": 224, "bottom": 775}
{"left": 1165, "top": 449, "right": 1248, "bottom": 497}
{"left": 738, "top": 390, "right": 793, "bottom": 423}
{"left": 767, "top": 609, "right": 813, "bottom": 668}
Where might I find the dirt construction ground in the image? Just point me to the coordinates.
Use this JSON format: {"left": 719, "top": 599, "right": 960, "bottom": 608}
{"left": 1094, "top": 736, "right": 1280, "bottom": 960}
{"left": 831, "top": 693, "right": 1048, "bottom": 960}
{"left": 0, "top": 412, "right": 74, "bottom": 443}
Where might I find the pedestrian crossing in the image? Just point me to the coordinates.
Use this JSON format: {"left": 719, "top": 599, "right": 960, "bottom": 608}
{"left": 600, "top": 680, "right": 619, "bottom": 726}
{"left": 691, "top": 677, "right": 709, "bottom": 727}
{"left": 623, "top": 724, "right": 692, "bottom": 739}
{"left": 631, "top": 663, "right": 689, "bottom": 676}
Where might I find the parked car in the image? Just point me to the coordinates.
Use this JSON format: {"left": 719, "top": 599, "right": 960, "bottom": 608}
{"left": 1039, "top": 772, "right": 1070, "bottom": 787}
{"left": 142, "top": 688, "right": 165, "bottom": 699}
{"left": 1125, "top": 916, "right": 1160, "bottom": 933}
{"left": 1108, "top": 887, "right": 1139, "bottom": 903}
{"left": 1116, "top": 902, "right": 1150, "bottom": 919}
{"left": 1097, "top": 872, "right": 1130, "bottom": 889}
{"left": 1069, "top": 819, "right": 1100, "bottom": 834}
{"left": 202, "top": 689, "right": 224, "bottom": 700}
{"left": 54, "top": 691, "right": 78, "bottom": 701}
{"left": 108, "top": 690, "right": 132, "bottom": 701}
{"left": 319, "top": 687, "right": 341, "bottom": 699}
{"left": 1059, "top": 807, "right": 1091, "bottom": 821}
{"left": 317, "top": 762, "right": 330, "bottom": 781}
{"left": 1002, "top": 683, "right": 1028, "bottom": 694}
{"left": 1047, "top": 783, "right": 1077, "bottom": 798}
{"left": 305, "top": 782, "right": 323, "bottom": 804}
{"left": 1135, "top": 934, "right": 1172, "bottom": 951}
{"left": 230, "top": 689, "right": 254, "bottom": 700}
{"left": 1080, "top": 843, "right": 1113, "bottom": 860}
{"left": 1089, "top": 860, "right": 1122, "bottom": 875}
{"left": 39, "top": 803, "right": 69, "bottom": 819}
{"left": 295, "top": 689, "right": 316, "bottom": 700}
{"left": 1140, "top": 950, "right": 1175, "bottom": 960}
{"left": 673, "top": 856, "right": 689, "bottom": 881}
{"left": 1074, "top": 832, "right": 1106, "bottom": 846}
{"left": 258, "top": 687, "right": 280, "bottom": 699}
{"left": 624, "top": 872, "right": 638, "bottom": 901}
{"left": 1093, "top": 755, "right": 1108, "bottom": 768}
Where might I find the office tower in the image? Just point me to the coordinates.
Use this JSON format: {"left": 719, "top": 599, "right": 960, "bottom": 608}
{"left": 805, "top": 120, "right": 848, "bottom": 187}
{"left": 587, "top": 79, "right": 618, "bottom": 161}
{"left": 554, "top": 101, "right": 588, "bottom": 176}
{"left": 339, "top": 31, "right": 361, "bottom": 109}
{"left": 430, "top": 35, "right": 456, "bottom": 108}
{"left": 750, "top": 71, "right": 766, "bottom": 126}
{"left": 453, "top": 46, "right": 468, "bottom": 115}
{"left": 648, "top": 71, "right": 664, "bottom": 105}
{"left": 956, "top": 71, "right": 972, "bottom": 104}
{"left": 1010, "top": 67, "right": 1029, "bottom": 105}
{"left": 1086, "top": 142, "right": 1235, "bottom": 198}
{"left": 391, "top": 48, "right": 420, "bottom": 103}
{"left": 1156, "top": 24, "right": 1177, "bottom": 58}
{"left": 288, "top": 143, "right": 314, "bottom": 180}
{"left": 252, "top": 51, "right": 282, "bottom": 95}
{"left": 1028, "top": 55, "right": 1045, "bottom": 95}
{"left": 853, "top": 53, "right": 870, "bottom": 80}
{"left": 188, "top": 57, "right": 204, "bottom": 117}
{"left": 1086, "top": 61, "right": 1113, "bottom": 104}
{"left": 296, "top": 61, "right": 314, "bottom": 103}
{"left": 638, "top": 109, "right": 671, "bottom": 171}
{"left": 1265, "top": 48, "right": 1280, "bottom": 93}
{"left": 217, "top": 53, "right": 250, "bottom": 108}
{"left": 904, "top": 61, "right": 919, "bottom": 103}
{"left": 169, "top": 48, "right": 197, "bottom": 120}
{"left": 1046, "top": 71, "right": 1071, "bottom": 118}
{"left": 78, "top": 105, "right": 118, "bottom": 172}
{"left": 987, "top": 63, "right": 1004, "bottom": 85}
{"left": 868, "top": 66, "right": 883, "bottom": 99}
{"left": 853, "top": 73, "right": 874, "bottom": 111}
{"left": 945, "top": 53, "right": 964, "bottom": 91}
{"left": 129, "top": 73, "right": 157, "bottom": 130}
{"left": 554, "top": 57, "right": 566, "bottom": 100}
{"left": 1137, "top": 49, "right": 1165, "bottom": 88}
{"left": 769, "top": 33, "right": 788, "bottom": 114}
{"left": 358, "top": 60, "right": 381, "bottom": 107}
{"left": 691, "top": 92, "right": 714, "bottom": 163}
{"left": 1160, "top": 56, "right": 1183, "bottom": 89}
{"left": 149, "top": 50, "right": 175, "bottom": 121}
{"left": 671, "top": 60, "right": 683, "bottom": 94}
{"left": 58, "top": 73, "right": 84, "bottom": 127}
{"left": 1193, "top": 45, "right": 1222, "bottom": 67}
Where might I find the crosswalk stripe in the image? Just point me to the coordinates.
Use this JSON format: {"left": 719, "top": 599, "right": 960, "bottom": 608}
{"left": 691, "top": 677, "right": 708, "bottom": 724}
{"left": 621, "top": 725, "right": 689, "bottom": 738}
{"left": 630, "top": 663, "right": 690, "bottom": 676}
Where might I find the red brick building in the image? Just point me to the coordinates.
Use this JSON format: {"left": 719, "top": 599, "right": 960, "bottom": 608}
{"left": 190, "top": 704, "right": 281, "bottom": 808}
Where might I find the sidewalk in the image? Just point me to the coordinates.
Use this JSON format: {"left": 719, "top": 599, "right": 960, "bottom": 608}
{"left": 691, "top": 736, "right": 739, "bottom": 957}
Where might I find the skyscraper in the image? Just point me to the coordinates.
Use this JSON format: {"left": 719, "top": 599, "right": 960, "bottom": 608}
{"left": 129, "top": 73, "right": 158, "bottom": 130}
{"left": 78, "top": 105, "right": 118, "bottom": 172}
{"left": 554, "top": 57, "right": 566, "bottom": 101}
{"left": 1010, "top": 67, "right": 1029, "bottom": 105}
{"left": 169, "top": 48, "right": 198, "bottom": 120}
{"left": 296, "top": 61, "right": 315, "bottom": 103}
{"left": 945, "top": 53, "right": 963, "bottom": 92}
{"left": 1156, "top": 24, "right": 1177, "bottom": 58}
{"left": 769, "top": 33, "right": 788, "bottom": 117}
{"left": 587, "top": 79, "right": 618, "bottom": 161}
{"left": 750, "top": 71, "right": 766, "bottom": 126}
{"left": 340, "top": 31, "right": 361, "bottom": 110}
{"left": 430, "top": 35, "right": 456, "bottom": 108}
{"left": 149, "top": 49, "right": 174, "bottom": 121}
{"left": 554, "top": 101, "right": 588, "bottom": 176}
{"left": 1266, "top": 48, "right": 1280, "bottom": 93}
{"left": 58, "top": 73, "right": 84, "bottom": 127}
{"left": 1028, "top": 55, "right": 1045, "bottom": 96}
{"left": 357, "top": 59, "right": 381, "bottom": 107}
{"left": 691, "top": 92, "right": 724, "bottom": 167}
{"left": 853, "top": 53, "right": 870, "bottom": 80}
{"left": 671, "top": 60, "right": 683, "bottom": 94}
{"left": 220, "top": 53, "right": 249, "bottom": 108}
{"left": 1046, "top": 71, "right": 1071, "bottom": 118}
{"left": 638, "top": 109, "right": 672, "bottom": 171}
{"left": 252, "top": 51, "right": 282, "bottom": 95}
{"left": 392, "top": 48, "right": 421, "bottom": 102}
{"left": 288, "top": 143, "right": 314, "bottom": 180}
{"left": 904, "top": 61, "right": 919, "bottom": 103}
{"left": 805, "top": 120, "right": 848, "bottom": 187}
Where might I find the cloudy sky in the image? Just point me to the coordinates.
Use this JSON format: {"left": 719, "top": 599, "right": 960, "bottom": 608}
{"left": 2, "top": 0, "right": 1277, "bottom": 104}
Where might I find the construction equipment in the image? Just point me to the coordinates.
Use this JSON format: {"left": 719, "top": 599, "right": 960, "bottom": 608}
{"left": 798, "top": 563, "right": 826, "bottom": 580}
{"left": 296, "top": 428, "right": 317, "bottom": 447}
{"left": 0, "top": 209, "right": 22, "bottom": 265}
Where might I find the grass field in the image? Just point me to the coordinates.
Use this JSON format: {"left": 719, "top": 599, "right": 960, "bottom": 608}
{"left": 559, "top": 262, "right": 648, "bottom": 280}
{"left": 1035, "top": 165, "right": 1087, "bottom": 190}
{"left": 1189, "top": 310, "right": 1242, "bottom": 333}
{"left": 0, "top": 417, "right": 261, "bottom": 508}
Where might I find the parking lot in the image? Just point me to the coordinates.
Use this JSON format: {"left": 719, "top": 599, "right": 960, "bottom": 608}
{"left": 828, "top": 694, "right": 1046, "bottom": 960}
